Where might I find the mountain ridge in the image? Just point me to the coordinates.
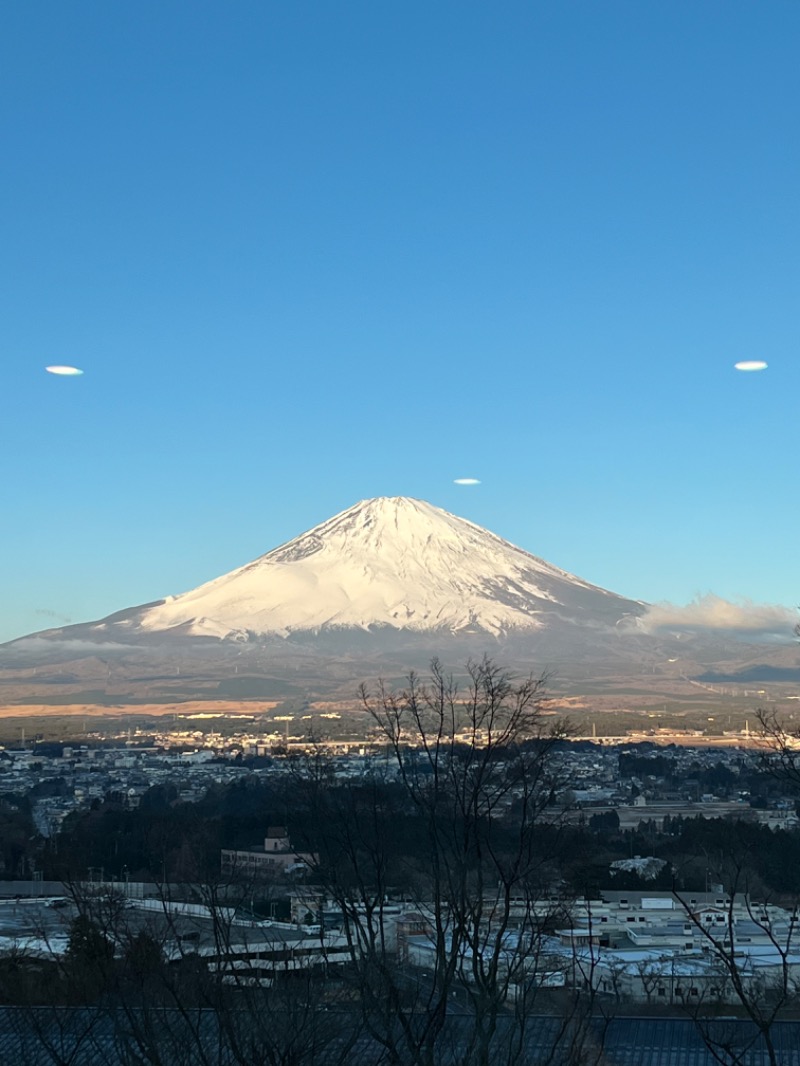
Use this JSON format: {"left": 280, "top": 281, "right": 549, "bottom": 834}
{"left": 72, "top": 496, "right": 645, "bottom": 642}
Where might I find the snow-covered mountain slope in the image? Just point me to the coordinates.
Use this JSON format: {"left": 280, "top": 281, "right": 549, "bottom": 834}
{"left": 87, "top": 496, "right": 643, "bottom": 641}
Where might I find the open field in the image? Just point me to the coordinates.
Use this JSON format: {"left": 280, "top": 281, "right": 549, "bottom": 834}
{"left": 0, "top": 655, "right": 798, "bottom": 745}
{"left": 0, "top": 701, "right": 377, "bottom": 744}
{"left": 0, "top": 699, "right": 796, "bottom": 748}
{"left": 0, "top": 700, "right": 280, "bottom": 719}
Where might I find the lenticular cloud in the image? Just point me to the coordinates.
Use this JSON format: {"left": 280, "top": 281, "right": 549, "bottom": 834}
{"left": 46, "top": 365, "right": 83, "bottom": 376}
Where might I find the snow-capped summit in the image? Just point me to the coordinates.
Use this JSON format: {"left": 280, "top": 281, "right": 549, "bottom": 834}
{"left": 6, "top": 498, "right": 795, "bottom": 708}
{"left": 100, "top": 496, "right": 642, "bottom": 641}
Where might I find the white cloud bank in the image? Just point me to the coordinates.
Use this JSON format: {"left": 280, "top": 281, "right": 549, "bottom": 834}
{"left": 0, "top": 637, "right": 132, "bottom": 656}
{"left": 635, "top": 594, "right": 797, "bottom": 643}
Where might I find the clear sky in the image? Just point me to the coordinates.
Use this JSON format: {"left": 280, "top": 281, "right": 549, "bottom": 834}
{"left": 2, "top": 1, "right": 798, "bottom": 644}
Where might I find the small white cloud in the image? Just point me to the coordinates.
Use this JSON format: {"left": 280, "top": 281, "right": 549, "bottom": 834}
{"left": 453, "top": 478, "right": 481, "bottom": 486}
{"left": 734, "top": 360, "right": 767, "bottom": 372}
{"left": 635, "top": 594, "right": 795, "bottom": 642}
{"left": 45, "top": 365, "right": 83, "bottom": 376}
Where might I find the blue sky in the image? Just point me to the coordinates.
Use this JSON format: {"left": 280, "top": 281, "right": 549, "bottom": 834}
{"left": 2, "top": 1, "right": 798, "bottom": 643}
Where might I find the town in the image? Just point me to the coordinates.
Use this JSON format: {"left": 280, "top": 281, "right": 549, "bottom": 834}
{"left": 0, "top": 715, "right": 796, "bottom": 860}
{"left": 2, "top": 701, "right": 800, "bottom": 1063}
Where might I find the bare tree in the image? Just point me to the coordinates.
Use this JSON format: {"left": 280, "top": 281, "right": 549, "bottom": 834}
{"left": 0, "top": 879, "right": 367, "bottom": 1066}
{"left": 675, "top": 856, "right": 800, "bottom": 1066}
{"left": 297, "top": 657, "right": 608, "bottom": 1066}
{"left": 755, "top": 708, "right": 800, "bottom": 794}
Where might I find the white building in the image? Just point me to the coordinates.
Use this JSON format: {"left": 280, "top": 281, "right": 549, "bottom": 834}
{"left": 221, "top": 826, "right": 315, "bottom": 878}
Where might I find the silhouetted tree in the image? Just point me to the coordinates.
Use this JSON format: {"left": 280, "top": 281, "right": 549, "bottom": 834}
{"left": 296, "top": 657, "right": 608, "bottom": 1066}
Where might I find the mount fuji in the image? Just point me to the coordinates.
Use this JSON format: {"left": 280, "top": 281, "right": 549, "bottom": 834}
{"left": 7, "top": 497, "right": 789, "bottom": 705}
{"left": 11, "top": 497, "right": 645, "bottom": 646}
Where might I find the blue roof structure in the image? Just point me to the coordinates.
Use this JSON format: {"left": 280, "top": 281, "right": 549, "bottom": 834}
{"left": 0, "top": 1009, "right": 797, "bottom": 1065}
